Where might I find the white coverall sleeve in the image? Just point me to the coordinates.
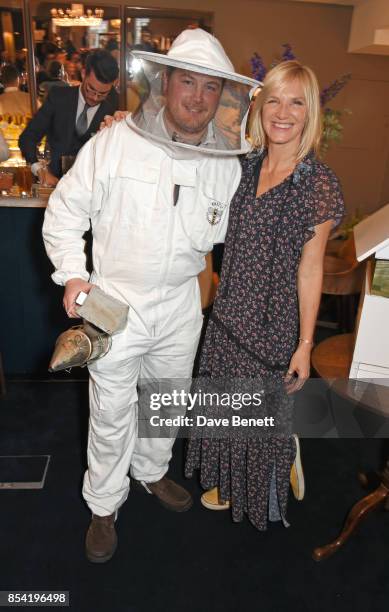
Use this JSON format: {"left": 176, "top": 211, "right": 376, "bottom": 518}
{"left": 42, "top": 135, "right": 105, "bottom": 286}
{"left": 213, "top": 159, "right": 242, "bottom": 244}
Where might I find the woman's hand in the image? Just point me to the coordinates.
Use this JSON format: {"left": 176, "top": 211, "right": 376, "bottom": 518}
{"left": 284, "top": 343, "right": 311, "bottom": 394}
{"left": 63, "top": 278, "right": 93, "bottom": 318}
{"left": 99, "top": 110, "right": 129, "bottom": 131}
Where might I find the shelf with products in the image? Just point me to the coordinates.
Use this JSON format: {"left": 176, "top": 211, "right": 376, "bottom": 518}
{"left": 0, "top": 114, "right": 48, "bottom": 197}
{"left": 0, "top": 113, "right": 30, "bottom": 168}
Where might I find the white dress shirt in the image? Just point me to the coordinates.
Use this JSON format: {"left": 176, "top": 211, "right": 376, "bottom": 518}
{"left": 76, "top": 88, "right": 100, "bottom": 131}
{"left": 31, "top": 87, "right": 101, "bottom": 176}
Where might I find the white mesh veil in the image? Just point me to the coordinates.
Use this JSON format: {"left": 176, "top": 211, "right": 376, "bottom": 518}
{"left": 126, "top": 29, "right": 261, "bottom": 158}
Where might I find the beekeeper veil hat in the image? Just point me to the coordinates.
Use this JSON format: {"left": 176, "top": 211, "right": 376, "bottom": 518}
{"left": 126, "top": 28, "right": 261, "bottom": 157}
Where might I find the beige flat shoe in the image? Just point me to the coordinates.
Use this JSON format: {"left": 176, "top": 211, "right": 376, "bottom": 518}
{"left": 290, "top": 434, "right": 305, "bottom": 501}
{"left": 200, "top": 487, "right": 231, "bottom": 511}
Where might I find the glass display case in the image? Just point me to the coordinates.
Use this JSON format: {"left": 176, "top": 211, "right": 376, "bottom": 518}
{"left": 0, "top": 0, "right": 31, "bottom": 194}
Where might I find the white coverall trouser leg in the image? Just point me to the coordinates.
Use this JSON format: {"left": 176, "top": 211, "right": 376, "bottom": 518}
{"left": 82, "top": 312, "right": 203, "bottom": 517}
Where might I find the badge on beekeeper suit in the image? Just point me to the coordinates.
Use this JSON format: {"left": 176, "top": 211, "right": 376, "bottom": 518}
{"left": 207, "top": 200, "right": 226, "bottom": 226}
{"left": 48, "top": 287, "right": 129, "bottom": 372}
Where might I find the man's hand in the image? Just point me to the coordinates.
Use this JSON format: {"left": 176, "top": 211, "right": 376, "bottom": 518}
{"left": 63, "top": 278, "right": 93, "bottom": 318}
{"left": 38, "top": 167, "right": 58, "bottom": 187}
{"left": 99, "top": 110, "right": 129, "bottom": 131}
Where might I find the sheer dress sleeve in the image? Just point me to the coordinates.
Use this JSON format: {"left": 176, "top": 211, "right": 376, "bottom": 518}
{"left": 303, "top": 163, "right": 345, "bottom": 244}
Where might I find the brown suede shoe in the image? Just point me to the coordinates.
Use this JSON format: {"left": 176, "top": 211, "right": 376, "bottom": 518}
{"left": 132, "top": 476, "right": 193, "bottom": 512}
{"left": 85, "top": 513, "right": 117, "bottom": 563}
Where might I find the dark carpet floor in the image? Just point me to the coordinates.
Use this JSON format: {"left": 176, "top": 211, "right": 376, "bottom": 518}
{"left": 0, "top": 381, "right": 388, "bottom": 612}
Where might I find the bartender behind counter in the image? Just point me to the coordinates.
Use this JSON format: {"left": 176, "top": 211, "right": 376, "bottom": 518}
{"left": 18, "top": 49, "right": 119, "bottom": 186}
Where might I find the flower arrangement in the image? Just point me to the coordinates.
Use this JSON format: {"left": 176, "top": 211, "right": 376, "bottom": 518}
{"left": 250, "top": 45, "right": 351, "bottom": 157}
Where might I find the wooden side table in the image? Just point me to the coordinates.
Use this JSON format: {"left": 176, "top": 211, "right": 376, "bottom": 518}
{"left": 311, "top": 333, "right": 389, "bottom": 561}
{"left": 320, "top": 236, "right": 365, "bottom": 333}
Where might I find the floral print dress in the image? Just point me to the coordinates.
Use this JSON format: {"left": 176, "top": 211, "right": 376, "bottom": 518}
{"left": 185, "top": 150, "right": 345, "bottom": 530}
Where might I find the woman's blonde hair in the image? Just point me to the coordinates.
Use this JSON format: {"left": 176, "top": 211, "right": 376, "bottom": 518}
{"left": 249, "top": 60, "right": 322, "bottom": 161}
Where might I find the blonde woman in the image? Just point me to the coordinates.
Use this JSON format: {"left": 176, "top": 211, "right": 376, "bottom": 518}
{"left": 185, "top": 61, "right": 345, "bottom": 530}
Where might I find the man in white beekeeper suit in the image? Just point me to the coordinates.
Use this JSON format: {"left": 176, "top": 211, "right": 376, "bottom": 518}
{"left": 42, "top": 28, "right": 259, "bottom": 563}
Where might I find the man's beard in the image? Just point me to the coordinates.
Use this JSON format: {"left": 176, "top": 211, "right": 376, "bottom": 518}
{"left": 172, "top": 115, "right": 210, "bottom": 137}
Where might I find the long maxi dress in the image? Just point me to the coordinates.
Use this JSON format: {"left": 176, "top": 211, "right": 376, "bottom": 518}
{"left": 185, "top": 149, "right": 345, "bottom": 530}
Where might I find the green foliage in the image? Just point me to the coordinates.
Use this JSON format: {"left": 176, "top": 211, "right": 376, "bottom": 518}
{"left": 320, "top": 108, "right": 352, "bottom": 158}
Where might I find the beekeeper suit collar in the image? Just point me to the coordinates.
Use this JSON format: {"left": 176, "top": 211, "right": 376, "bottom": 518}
{"left": 127, "top": 28, "right": 261, "bottom": 159}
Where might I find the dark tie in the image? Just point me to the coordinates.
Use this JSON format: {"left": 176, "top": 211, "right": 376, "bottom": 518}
{"left": 76, "top": 102, "right": 90, "bottom": 136}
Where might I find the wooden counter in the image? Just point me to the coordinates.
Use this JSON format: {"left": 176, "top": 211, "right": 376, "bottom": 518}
{"left": 0, "top": 196, "right": 48, "bottom": 208}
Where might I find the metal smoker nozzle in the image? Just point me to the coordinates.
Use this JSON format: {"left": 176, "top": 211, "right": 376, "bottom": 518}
{"left": 48, "top": 286, "right": 128, "bottom": 372}
{"left": 48, "top": 322, "right": 111, "bottom": 372}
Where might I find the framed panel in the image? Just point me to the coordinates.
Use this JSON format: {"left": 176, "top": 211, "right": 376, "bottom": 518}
{"left": 0, "top": 0, "right": 32, "bottom": 168}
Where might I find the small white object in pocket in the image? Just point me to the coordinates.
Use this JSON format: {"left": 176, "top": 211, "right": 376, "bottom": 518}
{"left": 76, "top": 291, "right": 88, "bottom": 306}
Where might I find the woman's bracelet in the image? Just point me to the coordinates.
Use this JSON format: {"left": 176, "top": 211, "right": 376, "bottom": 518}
{"left": 299, "top": 337, "right": 314, "bottom": 346}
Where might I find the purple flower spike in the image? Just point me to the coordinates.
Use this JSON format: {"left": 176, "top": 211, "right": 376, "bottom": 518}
{"left": 281, "top": 43, "right": 296, "bottom": 62}
{"left": 320, "top": 73, "right": 352, "bottom": 107}
{"left": 250, "top": 52, "right": 267, "bottom": 82}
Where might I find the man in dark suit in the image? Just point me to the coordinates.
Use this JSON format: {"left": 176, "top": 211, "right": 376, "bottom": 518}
{"left": 19, "top": 49, "right": 119, "bottom": 187}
